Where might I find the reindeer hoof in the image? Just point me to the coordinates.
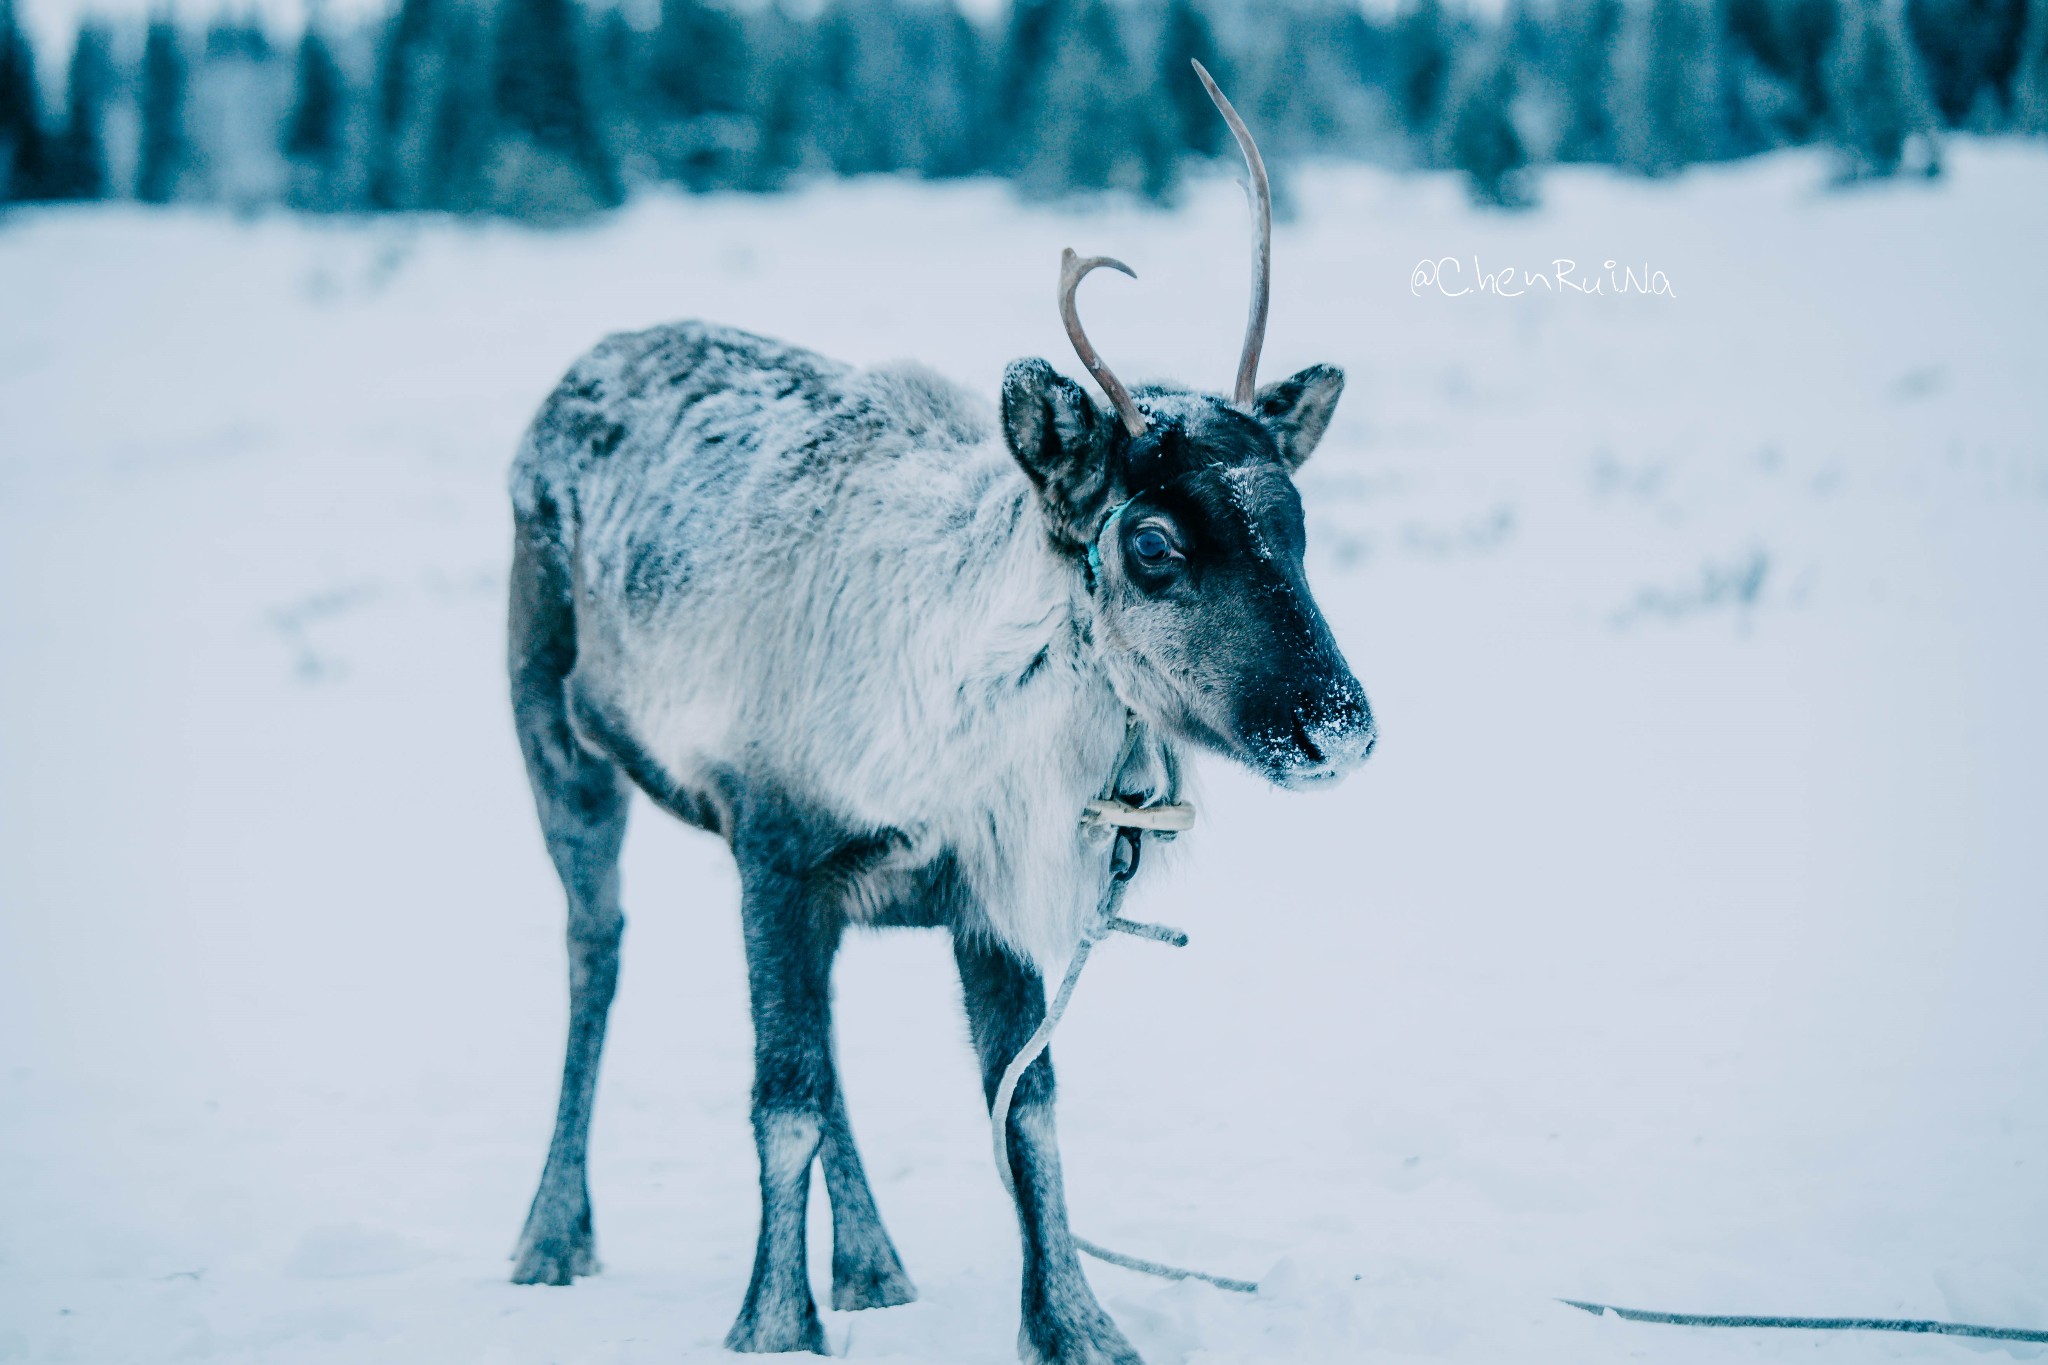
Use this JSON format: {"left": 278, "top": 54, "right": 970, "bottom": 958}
{"left": 1019, "top": 1308, "right": 1145, "bottom": 1365}
{"left": 511, "top": 1233, "right": 597, "bottom": 1285}
{"left": 725, "top": 1301, "right": 828, "bottom": 1355}
{"left": 831, "top": 1254, "right": 917, "bottom": 1311}
{"left": 831, "top": 1220, "right": 916, "bottom": 1310}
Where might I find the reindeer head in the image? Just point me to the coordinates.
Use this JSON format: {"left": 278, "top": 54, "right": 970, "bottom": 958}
{"left": 1000, "top": 63, "right": 1375, "bottom": 789}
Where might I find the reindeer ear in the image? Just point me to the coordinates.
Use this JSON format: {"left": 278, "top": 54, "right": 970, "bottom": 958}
{"left": 1251, "top": 364, "right": 1344, "bottom": 469}
{"left": 1001, "top": 358, "right": 1117, "bottom": 551}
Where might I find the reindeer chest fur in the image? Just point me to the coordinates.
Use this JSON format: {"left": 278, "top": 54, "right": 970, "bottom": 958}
{"left": 512, "top": 321, "right": 1176, "bottom": 966}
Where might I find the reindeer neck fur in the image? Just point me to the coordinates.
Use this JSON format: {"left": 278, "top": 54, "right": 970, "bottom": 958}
{"left": 837, "top": 466, "right": 1166, "bottom": 964}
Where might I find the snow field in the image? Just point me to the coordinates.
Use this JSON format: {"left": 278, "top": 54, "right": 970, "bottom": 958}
{"left": 2, "top": 145, "right": 2047, "bottom": 1362}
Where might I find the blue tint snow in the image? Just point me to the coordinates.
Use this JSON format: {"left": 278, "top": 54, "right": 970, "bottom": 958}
{"left": 2, "top": 146, "right": 2046, "bottom": 1363}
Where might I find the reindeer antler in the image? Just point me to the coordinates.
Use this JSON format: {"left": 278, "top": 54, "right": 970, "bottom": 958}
{"left": 1058, "top": 248, "right": 1148, "bottom": 437}
{"left": 1192, "top": 60, "right": 1270, "bottom": 408}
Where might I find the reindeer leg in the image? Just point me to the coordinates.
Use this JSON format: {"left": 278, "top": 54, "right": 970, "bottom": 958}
{"left": 725, "top": 826, "right": 840, "bottom": 1355}
{"left": 953, "top": 932, "right": 1144, "bottom": 1365}
{"left": 510, "top": 508, "right": 630, "bottom": 1288}
{"left": 819, "top": 1056, "right": 917, "bottom": 1310}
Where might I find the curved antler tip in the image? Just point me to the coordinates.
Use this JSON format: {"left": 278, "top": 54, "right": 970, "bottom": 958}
{"left": 1061, "top": 251, "right": 1138, "bottom": 283}
{"left": 1057, "top": 249, "right": 1148, "bottom": 436}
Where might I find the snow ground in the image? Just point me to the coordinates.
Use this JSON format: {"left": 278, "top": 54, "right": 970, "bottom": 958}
{"left": 2, "top": 145, "right": 2046, "bottom": 1364}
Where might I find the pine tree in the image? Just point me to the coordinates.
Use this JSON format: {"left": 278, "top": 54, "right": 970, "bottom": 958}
{"left": 586, "top": 7, "right": 644, "bottom": 183}
{"left": 1327, "top": 4, "right": 1390, "bottom": 142}
{"left": 283, "top": 20, "right": 347, "bottom": 207}
{"left": 194, "top": 17, "right": 290, "bottom": 208}
{"left": 426, "top": 7, "right": 494, "bottom": 210}
{"left": 1613, "top": 0, "right": 1723, "bottom": 174}
{"left": 1440, "top": 37, "right": 1532, "bottom": 205}
{"left": 490, "top": 0, "right": 620, "bottom": 216}
{"left": 810, "top": 0, "right": 896, "bottom": 175}
{"left": 137, "top": 15, "right": 189, "bottom": 203}
{"left": 372, "top": 0, "right": 447, "bottom": 208}
{"left": 45, "top": 22, "right": 112, "bottom": 200}
{"left": 671, "top": 0, "right": 747, "bottom": 124}
{"left": 1255, "top": 6, "right": 1374, "bottom": 160}
{"left": 2017, "top": 0, "right": 2048, "bottom": 130}
{"left": 1391, "top": 0, "right": 1454, "bottom": 147}
{"left": 649, "top": 0, "right": 745, "bottom": 120}
{"left": 0, "top": 0, "right": 46, "bottom": 202}
{"left": 744, "top": 7, "right": 810, "bottom": 190}
{"left": 645, "top": 0, "right": 748, "bottom": 190}
{"left": 1714, "top": 0, "right": 1799, "bottom": 153}
{"left": 370, "top": 0, "right": 432, "bottom": 207}
{"left": 1903, "top": 0, "right": 2027, "bottom": 124}
{"left": 1011, "top": 0, "right": 1176, "bottom": 201}
{"left": 1724, "top": 0, "right": 1837, "bottom": 138}
{"left": 916, "top": 3, "right": 989, "bottom": 177}
{"left": 989, "top": 0, "right": 1063, "bottom": 169}
{"left": 1826, "top": 0, "right": 1941, "bottom": 175}
{"left": 1550, "top": 0, "right": 1623, "bottom": 161}
{"left": 1156, "top": 0, "right": 1226, "bottom": 156}
{"left": 371, "top": 0, "right": 495, "bottom": 210}
{"left": 824, "top": 0, "right": 986, "bottom": 180}
{"left": 285, "top": 23, "right": 344, "bottom": 164}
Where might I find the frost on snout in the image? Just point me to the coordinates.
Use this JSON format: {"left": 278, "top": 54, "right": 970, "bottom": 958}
{"left": 1257, "top": 677, "right": 1377, "bottom": 787}
{"left": 1230, "top": 631, "right": 1376, "bottom": 788}
{"left": 1102, "top": 554, "right": 1378, "bottom": 790}
{"left": 1089, "top": 466, "right": 1377, "bottom": 792}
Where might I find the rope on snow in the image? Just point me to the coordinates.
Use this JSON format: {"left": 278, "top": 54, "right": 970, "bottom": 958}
{"left": 1562, "top": 1298, "right": 2048, "bottom": 1343}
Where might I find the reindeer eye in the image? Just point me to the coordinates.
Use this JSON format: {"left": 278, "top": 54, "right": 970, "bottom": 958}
{"left": 1131, "top": 526, "right": 1175, "bottom": 563}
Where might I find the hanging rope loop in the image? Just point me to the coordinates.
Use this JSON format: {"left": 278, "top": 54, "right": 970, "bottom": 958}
{"left": 987, "top": 713, "right": 1256, "bottom": 1296}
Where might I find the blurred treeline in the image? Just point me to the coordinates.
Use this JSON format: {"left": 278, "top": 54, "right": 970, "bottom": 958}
{"left": 2, "top": 0, "right": 2045, "bottom": 215}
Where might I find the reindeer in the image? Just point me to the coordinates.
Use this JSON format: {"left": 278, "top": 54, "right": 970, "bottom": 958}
{"left": 504, "top": 67, "right": 1375, "bottom": 1364}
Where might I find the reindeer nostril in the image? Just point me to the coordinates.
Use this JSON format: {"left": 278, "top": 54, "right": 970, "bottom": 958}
{"left": 1290, "top": 716, "right": 1324, "bottom": 765}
